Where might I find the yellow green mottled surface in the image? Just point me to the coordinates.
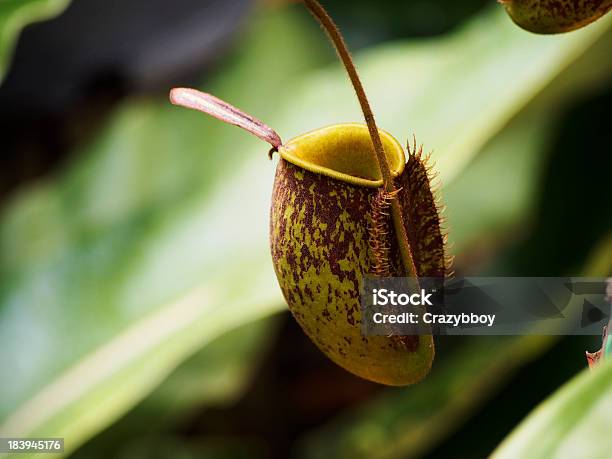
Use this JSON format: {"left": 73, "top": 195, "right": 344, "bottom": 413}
{"left": 269, "top": 125, "right": 442, "bottom": 386}
{"left": 501, "top": 0, "right": 612, "bottom": 33}
{"left": 278, "top": 124, "right": 405, "bottom": 188}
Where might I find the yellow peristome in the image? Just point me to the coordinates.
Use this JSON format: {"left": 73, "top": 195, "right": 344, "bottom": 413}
{"left": 278, "top": 123, "right": 405, "bottom": 188}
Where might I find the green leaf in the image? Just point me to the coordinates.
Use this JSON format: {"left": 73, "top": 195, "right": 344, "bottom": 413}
{"left": 492, "top": 360, "right": 612, "bottom": 459}
{"left": 0, "top": 4, "right": 611, "bottom": 458}
{"left": 70, "top": 317, "right": 280, "bottom": 459}
{"left": 0, "top": 264, "right": 282, "bottom": 459}
{"left": 0, "top": 0, "right": 71, "bottom": 82}
{"left": 137, "top": 317, "right": 279, "bottom": 413}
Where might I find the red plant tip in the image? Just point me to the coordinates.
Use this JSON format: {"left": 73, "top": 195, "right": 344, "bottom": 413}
{"left": 169, "top": 87, "right": 282, "bottom": 150}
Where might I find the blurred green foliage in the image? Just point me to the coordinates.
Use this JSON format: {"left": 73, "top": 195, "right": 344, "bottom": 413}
{"left": 0, "top": 2, "right": 611, "bottom": 458}
{"left": 0, "top": 9, "right": 320, "bottom": 457}
{"left": 493, "top": 358, "right": 612, "bottom": 458}
{"left": 0, "top": 0, "right": 71, "bottom": 82}
{"left": 326, "top": 0, "right": 489, "bottom": 44}
{"left": 301, "top": 336, "right": 556, "bottom": 459}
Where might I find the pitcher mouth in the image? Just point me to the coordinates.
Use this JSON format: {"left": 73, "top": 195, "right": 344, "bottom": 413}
{"left": 277, "top": 123, "right": 406, "bottom": 188}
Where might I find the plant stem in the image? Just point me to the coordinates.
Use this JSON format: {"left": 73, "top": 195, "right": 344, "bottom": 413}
{"left": 302, "top": 0, "right": 417, "bottom": 278}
